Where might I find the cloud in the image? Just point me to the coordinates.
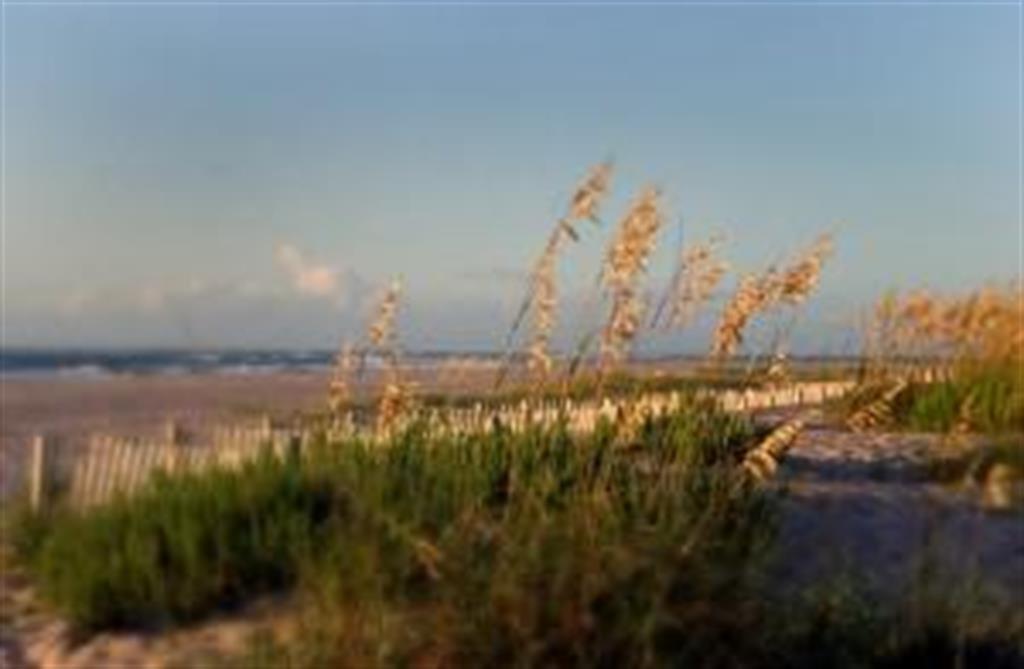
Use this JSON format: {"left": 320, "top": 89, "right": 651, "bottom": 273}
{"left": 274, "top": 243, "right": 345, "bottom": 306}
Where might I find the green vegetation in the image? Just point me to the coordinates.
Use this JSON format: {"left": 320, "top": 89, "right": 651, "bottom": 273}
{"left": 10, "top": 451, "right": 334, "bottom": 629}
{"left": 241, "top": 527, "right": 1024, "bottom": 668}
{"left": 900, "top": 366, "right": 1024, "bottom": 434}
{"left": 397, "top": 362, "right": 858, "bottom": 411}
{"left": 383, "top": 369, "right": 751, "bottom": 411}
{"left": 838, "top": 365, "right": 1024, "bottom": 436}
{"left": 13, "top": 396, "right": 766, "bottom": 636}
{"left": 10, "top": 389, "right": 1024, "bottom": 666}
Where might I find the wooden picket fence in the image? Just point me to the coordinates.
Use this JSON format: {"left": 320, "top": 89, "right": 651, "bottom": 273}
{"left": 25, "top": 380, "right": 857, "bottom": 511}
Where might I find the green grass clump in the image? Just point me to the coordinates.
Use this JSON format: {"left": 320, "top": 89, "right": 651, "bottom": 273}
{"left": 839, "top": 365, "right": 1023, "bottom": 435}
{"left": 13, "top": 452, "right": 342, "bottom": 629}
{"left": 900, "top": 366, "right": 1024, "bottom": 434}
{"left": 14, "top": 395, "right": 768, "bottom": 645}
{"left": 284, "top": 404, "right": 771, "bottom": 667}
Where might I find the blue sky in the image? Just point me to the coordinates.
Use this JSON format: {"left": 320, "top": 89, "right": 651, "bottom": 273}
{"left": 3, "top": 2, "right": 1020, "bottom": 352}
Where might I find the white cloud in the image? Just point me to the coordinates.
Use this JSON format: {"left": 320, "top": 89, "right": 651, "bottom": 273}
{"left": 274, "top": 243, "right": 345, "bottom": 306}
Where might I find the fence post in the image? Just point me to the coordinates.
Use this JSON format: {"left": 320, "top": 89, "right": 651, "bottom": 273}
{"left": 164, "top": 420, "right": 183, "bottom": 446}
{"left": 163, "top": 420, "right": 185, "bottom": 473}
{"left": 30, "top": 434, "right": 50, "bottom": 512}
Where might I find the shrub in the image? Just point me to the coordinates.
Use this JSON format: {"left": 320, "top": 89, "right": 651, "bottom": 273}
{"left": 903, "top": 366, "right": 1024, "bottom": 434}
{"left": 16, "top": 453, "right": 344, "bottom": 629}
{"left": 244, "top": 401, "right": 775, "bottom": 667}
{"left": 840, "top": 365, "right": 1023, "bottom": 435}
{"left": 14, "top": 396, "right": 766, "bottom": 640}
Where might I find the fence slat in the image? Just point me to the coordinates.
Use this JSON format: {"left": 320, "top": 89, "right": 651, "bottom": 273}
{"left": 91, "top": 438, "right": 114, "bottom": 505}
{"left": 57, "top": 379, "right": 862, "bottom": 509}
{"left": 134, "top": 441, "right": 156, "bottom": 493}
{"left": 90, "top": 437, "right": 112, "bottom": 505}
{"left": 29, "top": 435, "right": 49, "bottom": 511}
{"left": 81, "top": 437, "right": 105, "bottom": 507}
{"left": 68, "top": 447, "right": 90, "bottom": 508}
{"left": 136, "top": 441, "right": 158, "bottom": 490}
{"left": 109, "top": 439, "right": 134, "bottom": 501}
{"left": 119, "top": 441, "right": 143, "bottom": 495}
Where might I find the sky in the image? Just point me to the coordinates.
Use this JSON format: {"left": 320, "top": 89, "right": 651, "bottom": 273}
{"left": 2, "top": 1, "right": 1020, "bottom": 353}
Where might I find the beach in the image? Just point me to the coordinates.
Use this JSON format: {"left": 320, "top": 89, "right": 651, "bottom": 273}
{"left": 0, "top": 372, "right": 326, "bottom": 498}
{"left": 0, "top": 358, "right": 523, "bottom": 498}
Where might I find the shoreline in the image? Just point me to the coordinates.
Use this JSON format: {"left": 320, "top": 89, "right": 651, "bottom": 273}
{"left": 1, "top": 372, "right": 333, "bottom": 499}
{"left": 0, "top": 363, "right": 508, "bottom": 498}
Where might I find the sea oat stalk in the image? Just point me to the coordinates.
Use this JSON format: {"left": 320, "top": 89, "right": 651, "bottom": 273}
{"left": 656, "top": 235, "right": 729, "bottom": 330}
{"left": 505, "top": 163, "right": 613, "bottom": 381}
{"left": 364, "top": 277, "right": 413, "bottom": 436}
{"left": 878, "top": 284, "right": 1023, "bottom": 364}
{"left": 711, "top": 231, "right": 834, "bottom": 359}
{"left": 775, "top": 233, "right": 833, "bottom": 306}
{"left": 327, "top": 340, "right": 355, "bottom": 417}
{"left": 369, "top": 277, "right": 402, "bottom": 354}
{"left": 710, "top": 270, "right": 780, "bottom": 358}
{"left": 527, "top": 234, "right": 562, "bottom": 375}
{"left": 599, "top": 187, "right": 664, "bottom": 369}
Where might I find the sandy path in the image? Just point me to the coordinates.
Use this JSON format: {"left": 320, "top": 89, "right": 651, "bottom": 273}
{"left": 772, "top": 419, "right": 1024, "bottom": 601}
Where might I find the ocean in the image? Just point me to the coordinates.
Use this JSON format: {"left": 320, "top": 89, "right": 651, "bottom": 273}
{"left": 0, "top": 349, "right": 489, "bottom": 378}
{"left": 0, "top": 348, "right": 859, "bottom": 379}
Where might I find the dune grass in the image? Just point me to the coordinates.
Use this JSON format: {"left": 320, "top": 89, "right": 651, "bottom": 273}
{"left": 10, "top": 451, "right": 335, "bottom": 629}
{"left": 11, "top": 391, "right": 1023, "bottom": 666}
{"left": 11, "top": 395, "right": 766, "bottom": 635}
{"left": 836, "top": 364, "right": 1023, "bottom": 437}
{"left": 900, "top": 365, "right": 1024, "bottom": 434}
{"left": 853, "top": 284, "right": 1023, "bottom": 438}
